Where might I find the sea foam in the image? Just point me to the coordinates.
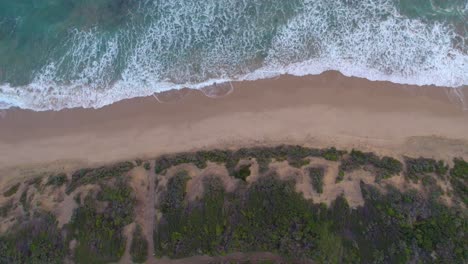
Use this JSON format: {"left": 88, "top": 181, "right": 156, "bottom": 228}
{"left": 0, "top": 0, "right": 466, "bottom": 111}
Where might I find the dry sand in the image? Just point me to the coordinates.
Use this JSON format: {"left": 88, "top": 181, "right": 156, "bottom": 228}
{"left": 0, "top": 71, "right": 467, "bottom": 184}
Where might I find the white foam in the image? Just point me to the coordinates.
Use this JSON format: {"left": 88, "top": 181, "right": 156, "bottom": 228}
{"left": 0, "top": 0, "right": 466, "bottom": 111}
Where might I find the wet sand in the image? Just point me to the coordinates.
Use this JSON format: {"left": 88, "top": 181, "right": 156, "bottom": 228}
{"left": 0, "top": 71, "right": 467, "bottom": 182}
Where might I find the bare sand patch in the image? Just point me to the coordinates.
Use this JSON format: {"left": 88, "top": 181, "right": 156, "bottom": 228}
{"left": 1, "top": 72, "right": 467, "bottom": 185}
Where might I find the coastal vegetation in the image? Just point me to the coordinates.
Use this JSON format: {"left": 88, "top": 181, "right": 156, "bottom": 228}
{"left": 0, "top": 145, "right": 466, "bottom": 263}
{"left": 65, "top": 161, "right": 134, "bottom": 194}
{"left": 404, "top": 157, "right": 449, "bottom": 183}
{"left": 130, "top": 224, "right": 148, "bottom": 263}
{"left": 154, "top": 145, "right": 345, "bottom": 176}
{"left": 450, "top": 158, "right": 468, "bottom": 205}
{"left": 0, "top": 212, "right": 65, "bottom": 263}
{"left": 233, "top": 164, "right": 252, "bottom": 181}
{"left": 2, "top": 183, "right": 20, "bottom": 197}
{"left": 308, "top": 167, "right": 325, "bottom": 193}
{"left": 339, "top": 149, "right": 403, "bottom": 181}
{"left": 153, "top": 173, "right": 466, "bottom": 263}
{"left": 46, "top": 173, "right": 68, "bottom": 188}
{"left": 66, "top": 178, "right": 135, "bottom": 263}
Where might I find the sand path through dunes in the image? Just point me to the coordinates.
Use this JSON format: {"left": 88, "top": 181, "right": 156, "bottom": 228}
{"left": 0, "top": 71, "right": 467, "bottom": 179}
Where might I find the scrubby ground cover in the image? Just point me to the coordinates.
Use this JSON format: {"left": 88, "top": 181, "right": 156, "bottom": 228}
{"left": 130, "top": 224, "right": 148, "bottom": 263}
{"left": 0, "top": 212, "right": 65, "bottom": 263}
{"left": 0, "top": 163, "right": 137, "bottom": 264}
{"left": 66, "top": 178, "right": 135, "bottom": 263}
{"left": 154, "top": 145, "right": 345, "bottom": 176}
{"left": 154, "top": 174, "right": 467, "bottom": 263}
{"left": 0, "top": 145, "right": 466, "bottom": 263}
{"left": 339, "top": 150, "right": 403, "bottom": 181}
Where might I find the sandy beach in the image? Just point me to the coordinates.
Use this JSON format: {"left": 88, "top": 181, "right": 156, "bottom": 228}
{"left": 1, "top": 71, "right": 467, "bottom": 183}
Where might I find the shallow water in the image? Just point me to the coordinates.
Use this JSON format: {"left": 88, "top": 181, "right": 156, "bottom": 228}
{"left": 0, "top": 0, "right": 466, "bottom": 110}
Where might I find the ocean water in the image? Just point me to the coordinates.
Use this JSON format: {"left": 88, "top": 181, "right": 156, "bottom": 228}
{"left": 0, "top": 0, "right": 466, "bottom": 110}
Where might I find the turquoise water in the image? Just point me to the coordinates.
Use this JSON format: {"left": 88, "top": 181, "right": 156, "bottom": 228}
{"left": 0, "top": 0, "right": 466, "bottom": 110}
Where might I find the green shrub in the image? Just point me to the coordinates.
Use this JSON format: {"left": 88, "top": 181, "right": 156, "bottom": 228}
{"left": 231, "top": 175, "right": 322, "bottom": 258}
{"left": 66, "top": 161, "right": 134, "bottom": 194}
{"left": 435, "top": 160, "right": 449, "bottom": 176}
{"left": 154, "top": 145, "right": 342, "bottom": 177}
{"left": 3, "top": 183, "right": 20, "bottom": 197}
{"left": 154, "top": 155, "right": 178, "bottom": 174}
{"left": 46, "top": 173, "right": 68, "bottom": 187}
{"left": 322, "top": 147, "right": 343, "bottom": 161}
{"left": 0, "top": 212, "right": 65, "bottom": 263}
{"left": 405, "top": 157, "right": 448, "bottom": 183}
{"left": 421, "top": 175, "right": 437, "bottom": 187}
{"left": 19, "top": 189, "right": 29, "bottom": 212}
{"left": 233, "top": 164, "right": 252, "bottom": 181}
{"left": 0, "top": 201, "right": 13, "bottom": 218}
{"left": 308, "top": 167, "right": 325, "bottom": 193}
{"left": 449, "top": 158, "right": 468, "bottom": 205}
{"left": 374, "top": 156, "right": 403, "bottom": 180}
{"left": 450, "top": 158, "right": 468, "bottom": 178}
{"left": 335, "top": 170, "right": 345, "bottom": 183}
{"left": 69, "top": 179, "right": 135, "bottom": 263}
{"left": 288, "top": 158, "right": 310, "bottom": 168}
{"left": 339, "top": 150, "right": 402, "bottom": 180}
{"left": 26, "top": 176, "right": 43, "bottom": 189}
{"left": 339, "top": 150, "right": 378, "bottom": 172}
{"left": 159, "top": 171, "right": 190, "bottom": 214}
{"left": 143, "top": 162, "right": 151, "bottom": 171}
{"left": 154, "top": 150, "right": 229, "bottom": 174}
{"left": 130, "top": 225, "right": 148, "bottom": 263}
{"left": 154, "top": 177, "right": 226, "bottom": 257}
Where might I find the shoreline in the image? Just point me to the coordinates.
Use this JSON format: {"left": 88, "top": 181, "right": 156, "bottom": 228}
{"left": 1, "top": 71, "right": 467, "bottom": 180}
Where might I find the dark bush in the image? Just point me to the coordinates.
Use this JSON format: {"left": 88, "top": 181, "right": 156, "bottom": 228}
{"left": 46, "top": 173, "right": 68, "bottom": 187}
{"left": 130, "top": 225, "right": 148, "bottom": 263}
{"left": 26, "top": 176, "right": 43, "bottom": 189}
{"left": 233, "top": 164, "right": 251, "bottom": 181}
{"left": 336, "top": 170, "right": 345, "bottom": 183}
{"left": 0, "top": 201, "right": 13, "bottom": 218}
{"left": 19, "top": 189, "right": 30, "bottom": 212}
{"left": 450, "top": 158, "right": 468, "bottom": 178}
{"left": 405, "top": 157, "right": 448, "bottom": 183}
{"left": 449, "top": 158, "right": 468, "bottom": 205}
{"left": 308, "top": 167, "right": 325, "bottom": 193}
{"left": 230, "top": 175, "right": 343, "bottom": 260}
{"left": 154, "top": 155, "right": 177, "bottom": 174}
{"left": 69, "top": 178, "right": 135, "bottom": 263}
{"left": 435, "top": 160, "right": 449, "bottom": 176}
{"left": 322, "top": 147, "right": 344, "bottom": 161}
{"left": 3, "top": 183, "right": 20, "bottom": 197}
{"left": 154, "top": 145, "right": 343, "bottom": 177}
{"left": 374, "top": 156, "right": 403, "bottom": 180}
{"left": 0, "top": 212, "right": 65, "bottom": 263}
{"left": 66, "top": 161, "right": 134, "bottom": 194}
{"left": 159, "top": 171, "right": 190, "bottom": 214}
{"left": 154, "top": 177, "right": 227, "bottom": 257}
{"left": 339, "top": 150, "right": 402, "bottom": 180}
{"left": 288, "top": 158, "right": 310, "bottom": 168}
{"left": 339, "top": 150, "right": 378, "bottom": 172}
